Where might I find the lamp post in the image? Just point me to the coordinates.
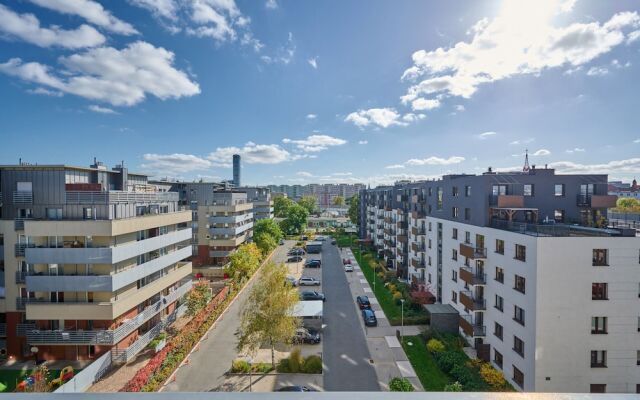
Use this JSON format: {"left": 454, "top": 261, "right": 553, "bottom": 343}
{"left": 400, "top": 299, "right": 405, "bottom": 340}
{"left": 30, "top": 346, "right": 39, "bottom": 365}
{"left": 247, "top": 356, "right": 253, "bottom": 392}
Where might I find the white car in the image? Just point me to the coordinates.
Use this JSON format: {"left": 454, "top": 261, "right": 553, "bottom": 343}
{"left": 285, "top": 275, "right": 298, "bottom": 286}
{"left": 298, "top": 277, "right": 321, "bottom": 286}
{"left": 344, "top": 264, "right": 354, "bottom": 272}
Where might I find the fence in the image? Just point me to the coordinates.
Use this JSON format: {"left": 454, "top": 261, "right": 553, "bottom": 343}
{"left": 54, "top": 350, "right": 113, "bottom": 393}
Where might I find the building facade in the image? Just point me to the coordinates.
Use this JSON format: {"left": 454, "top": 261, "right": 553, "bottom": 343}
{"left": 359, "top": 167, "right": 639, "bottom": 393}
{"left": 0, "top": 162, "right": 193, "bottom": 362}
{"left": 268, "top": 183, "right": 365, "bottom": 208}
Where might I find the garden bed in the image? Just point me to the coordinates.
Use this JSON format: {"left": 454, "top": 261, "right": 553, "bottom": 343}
{"left": 401, "top": 336, "right": 451, "bottom": 391}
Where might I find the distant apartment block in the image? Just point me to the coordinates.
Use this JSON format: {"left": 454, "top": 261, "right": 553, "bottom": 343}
{"left": 359, "top": 166, "right": 639, "bottom": 393}
{"left": 0, "top": 161, "right": 193, "bottom": 362}
{"left": 267, "top": 183, "right": 365, "bottom": 208}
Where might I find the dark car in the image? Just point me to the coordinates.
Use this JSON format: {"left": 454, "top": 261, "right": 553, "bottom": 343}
{"left": 356, "top": 295, "right": 371, "bottom": 309}
{"left": 288, "top": 248, "right": 306, "bottom": 256}
{"left": 304, "top": 259, "right": 321, "bottom": 268}
{"left": 292, "top": 328, "right": 321, "bottom": 344}
{"left": 279, "top": 239, "right": 285, "bottom": 245}
{"left": 287, "top": 255, "right": 304, "bottom": 263}
{"left": 300, "top": 291, "right": 325, "bottom": 302}
{"left": 362, "top": 309, "right": 378, "bottom": 327}
{"left": 277, "top": 386, "right": 317, "bottom": 392}
{"left": 331, "top": 240, "right": 336, "bottom": 245}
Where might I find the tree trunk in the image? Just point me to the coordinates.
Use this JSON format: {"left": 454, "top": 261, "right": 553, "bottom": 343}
{"left": 271, "top": 341, "right": 275, "bottom": 367}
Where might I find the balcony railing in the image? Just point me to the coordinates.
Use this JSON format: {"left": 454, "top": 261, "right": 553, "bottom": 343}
{"left": 411, "top": 242, "right": 425, "bottom": 252}
{"left": 489, "top": 194, "right": 524, "bottom": 208}
{"left": 459, "top": 243, "right": 487, "bottom": 259}
{"left": 15, "top": 271, "right": 27, "bottom": 283}
{"left": 0, "top": 323, "right": 6, "bottom": 337}
{"left": 459, "top": 267, "right": 486, "bottom": 285}
{"left": 490, "top": 219, "right": 625, "bottom": 237}
{"left": 15, "top": 243, "right": 34, "bottom": 257}
{"left": 65, "top": 191, "right": 178, "bottom": 204}
{"left": 460, "top": 291, "right": 486, "bottom": 311}
{"left": 459, "top": 315, "right": 486, "bottom": 337}
{"left": 16, "top": 323, "right": 36, "bottom": 336}
{"left": 576, "top": 194, "right": 618, "bottom": 208}
{"left": 13, "top": 191, "right": 33, "bottom": 204}
{"left": 411, "top": 258, "right": 425, "bottom": 268}
{"left": 25, "top": 280, "right": 192, "bottom": 345}
{"left": 15, "top": 218, "right": 30, "bottom": 231}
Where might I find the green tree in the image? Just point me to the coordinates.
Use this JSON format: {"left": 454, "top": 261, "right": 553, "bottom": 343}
{"left": 279, "top": 203, "right": 309, "bottom": 235}
{"left": 253, "top": 219, "right": 283, "bottom": 255}
{"left": 297, "top": 195, "right": 317, "bottom": 214}
{"left": 614, "top": 197, "right": 640, "bottom": 213}
{"left": 224, "top": 242, "right": 262, "bottom": 284}
{"left": 333, "top": 195, "right": 345, "bottom": 206}
{"left": 274, "top": 196, "right": 294, "bottom": 218}
{"left": 237, "top": 262, "right": 300, "bottom": 366}
{"left": 186, "top": 281, "right": 212, "bottom": 316}
{"left": 348, "top": 195, "right": 360, "bottom": 225}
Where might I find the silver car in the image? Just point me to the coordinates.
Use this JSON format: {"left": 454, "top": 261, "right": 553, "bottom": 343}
{"left": 298, "top": 277, "right": 321, "bottom": 286}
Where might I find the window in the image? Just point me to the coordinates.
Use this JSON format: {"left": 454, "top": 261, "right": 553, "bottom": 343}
{"left": 437, "top": 187, "right": 443, "bottom": 210}
{"left": 590, "top": 350, "right": 607, "bottom": 368}
{"left": 465, "top": 185, "right": 471, "bottom": 197}
{"left": 465, "top": 231, "right": 471, "bottom": 244}
{"left": 523, "top": 184, "right": 534, "bottom": 196}
{"left": 590, "top": 384, "right": 606, "bottom": 393}
{"left": 452, "top": 207, "right": 459, "bottom": 218}
{"left": 452, "top": 291, "right": 457, "bottom": 303}
{"left": 494, "top": 349, "right": 503, "bottom": 368}
{"left": 494, "top": 322, "right": 503, "bottom": 340}
{"left": 515, "top": 244, "right": 526, "bottom": 261}
{"left": 428, "top": 239, "right": 432, "bottom": 249}
{"left": 637, "top": 350, "right": 640, "bottom": 366}
{"left": 428, "top": 256, "right": 432, "bottom": 266}
{"left": 554, "top": 209, "right": 565, "bottom": 223}
{"left": 83, "top": 207, "right": 93, "bottom": 219}
{"left": 464, "top": 208, "right": 471, "bottom": 221}
{"left": 514, "top": 305, "right": 525, "bottom": 326}
{"left": 514, "top": 275, "right": 526, "bottom": 294}
{"left": 452, "top": 228, "right": 458, "bottom": 240}
{"left": 513, "top": 366, "right": 524, "bottom": 388}
{"left": 428, "top": 222, "right": 432, "bottom": 231}
{"left": 428, "top": 273, "right": 432, "bottom": 283}
{"left": 452, "top": 186, "right": 459, "bottom": 197}
{"left": 495, "top": 267, "right": 504, "bottom": 283}
{"left": 592, "top": 249, "right": 608, "bottom": 266}
{"left": 452, "top": 270, "right": 458, "bottom": 282}
{"left": 452, "top": 249, "right": 458, "bottom": 261}
{"left": 46, "top": 208, "right": 62, "bottom": 220}
{"left": 428, "top": 187, "right": 432, "bottom": 196}
{"left": 591, "top": 317, "right": 608, "bottom": 334}
{"left": 513, "top": 336, "right": 525, "bottom": 357}
{"left": 554, "top": 184, "right": 565, "bottom": 196}
{"left": 495, "top": 294, "right": 504, "bottom": 312}
{"left": 592, "top": 283, "right": 608, "bottom": 300}
{"left": 492, "top": 185, "right": 507, "bottom": 196}
{"left": 495, "top": 239, "right": 504, "bottom": 254}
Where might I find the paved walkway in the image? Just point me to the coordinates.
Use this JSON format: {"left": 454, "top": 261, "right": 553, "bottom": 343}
{"left": 341, "top": 248, "right": 424, "bottom": 391}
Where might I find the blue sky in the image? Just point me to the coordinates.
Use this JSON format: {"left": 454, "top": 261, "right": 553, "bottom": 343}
{"left": 0, "top": 0, "right": 639, "bottom": 186}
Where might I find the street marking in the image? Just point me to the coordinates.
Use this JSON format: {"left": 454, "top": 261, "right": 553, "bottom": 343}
{"left": 356, "top": 272, "right": 364, "bottom": 277}
{"left": 368, "top": 298, "right": 379, "bottom": 305}
{"left": 374, "top": 310, "right": 386, "bottom": 319}
{"left": 396, "top": 361, "right": 417, "bottom": 378}
{"left": 385, "top": 336, "right": 401, "bottom": 348}
{"left": 363, "top": 287, "right": 372, "bottom": 293}
{"left": 359, "top": 279, "right": 368, "bottom": 284}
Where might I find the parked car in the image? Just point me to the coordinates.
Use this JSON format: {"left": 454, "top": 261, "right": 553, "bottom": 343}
{"left": 356, "top": 295, "right": 371, "bottom": 309}
{"left": 288, "top": 248, "right": 306, "bottom": 256}
{"left": 301, "top": 235, "right": 308, "bottom": 241}
{"left": 285, "top": 275, "right": 298, "bottom": 287}
{"left": 304, "top": 259, "right": 321, "bottom": 268}
{"left": 344, "top": 264, "right": 354, "bottom": 272}
{"left": 277, "top": 385, "right": 317, "bottom": 392}
{"left": 287, "top": 255, "right": 304, "bottom": 263}
{"left": 292, "top": 328, "right": 321, "bottom": 344}
{"left": 343, "top": 258, "right": 351, "bottom": 265}
{"left": 362, "top": 308, "right": 378, "bottom": 327}
{"left": 298, "top": 277, "right": 321, "bottom": 286}
{"left": 331, "top": 240, "right": 336, "bottom": 245}
{"left": 279, "top": 239, "right": 285, "bottom": 245}
{"left": 300, "top": 291, "right": 325, "bottom": 301}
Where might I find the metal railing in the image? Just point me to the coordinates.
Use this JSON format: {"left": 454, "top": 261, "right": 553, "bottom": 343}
{"left": 15, "top": 271, "right": 27, "bottom": 283}
{"left": 460, "top": 291, "right": 486, "bottom": 310}
{"left": 16, "top": 323, "right": 37, "bottom": 336}
{"left": 490, "top": 219, "right": 623, "bottom": 237}
{"left": 0, "top": 323, "right": 6, "bottom": 337}
{"left": 65, "top": 191, "right": 178, "bottom": 204}
{"left": 460, "top": 267, "right": 486, "bottom": 285}
{"left": 14, "top": 243, "right": 34, "bottom": 257}
{"left": 13, "top": 191, "right": 33, "bottom": 204}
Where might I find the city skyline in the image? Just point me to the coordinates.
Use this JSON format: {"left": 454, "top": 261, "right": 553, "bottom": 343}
{"left": 1, "top": 1, "right": 640, "bottom": 186}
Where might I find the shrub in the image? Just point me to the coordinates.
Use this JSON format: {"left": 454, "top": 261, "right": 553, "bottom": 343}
{"left": 389, "top": 377, "right": 414, "bottom": 392}
{"left": 231, "top": 360, "right": 251, "bottom": 373}
{"left": 480, "top": 363, "right": 507, "bottom": 389}
{"left": 387, "top": 284, "right": 397, "bottom": 293}
{"left": 302, "top": 355, "right": 323, "bottom": 374}
{"left": 377, "top": 271, "right": 385, "bottom": 280}
{"left": 253, "top": 363, "right": 274, "bottom": 374}
{"left": 288, "top": 348, "right": 303, "bottom": 373}
{"left": 426, "top": 338, "right": 445, "bottom": 354}
{"left": 276, "top": 359, "right": 291, "bottom": 373}
{"left": 434, "top": 350, "right": 467, "bottom": 373}
{"left": 392, "top": 291, "right": 403, "bottom": 301}
{"left": 450, "top": 364, "right": 474, "bottom": 385}
{"left": 444, "top": 381, "right": 463, "bottom": 392}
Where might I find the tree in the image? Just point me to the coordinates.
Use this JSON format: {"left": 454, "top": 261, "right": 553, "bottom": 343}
{"left": 274, "top": 196, "right": 294, "bottom": 218}
{"left": 237, "top": 262, "right": 300, "bottom": 366}
{"left": 279, "top": 203, "right": 309, "bottom": 235}
{"left": 444, "top": 381, "right": 463, "bottom": 392}
{"left": 253, "top": 219, "right": 283, "bottom": 255}
{"left": 389, "top": 377, "right": 414, "bottom": 392}
{"left": 614, "top": 198, "right": 640, "bottom": 213}
{"left": 297, "top": 195, "right": 317, "bottom": 215}
{"left": 348, "top": 195, "right": 360, "bottom": 225}
{"left": 186, "top": 281, "right": 212, "bottom": 316}
{"left": 333, "top": 195, "right": 345, "bottom": 206}
{"left": 224, "top": 242, "right": 262, "bottom": 284}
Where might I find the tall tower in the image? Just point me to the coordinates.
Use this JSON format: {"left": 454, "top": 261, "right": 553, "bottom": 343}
{"left": 233, "top": 154, "right": 241, "bottom": 187}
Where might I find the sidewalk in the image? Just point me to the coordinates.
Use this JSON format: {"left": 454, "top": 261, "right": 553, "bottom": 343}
{"left": 341, "top": 248, "right": 424, "bottom": 391}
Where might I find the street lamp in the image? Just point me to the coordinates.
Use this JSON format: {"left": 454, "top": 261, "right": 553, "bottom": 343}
{"left": 30, "top": 346, "right": 39, "bottom": 365}
{"left": 400, "top": 299, "right": 405, "bottom": 340}
{"left": 247, "top": 356, "right": 253, "bottom": 392}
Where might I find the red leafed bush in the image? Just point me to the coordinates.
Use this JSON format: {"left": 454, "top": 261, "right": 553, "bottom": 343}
{"left": 410, "top": 289, "right": 436, "bottom": 305}
{"left": 121, "top": 343, "right": 174, "bottom": 392}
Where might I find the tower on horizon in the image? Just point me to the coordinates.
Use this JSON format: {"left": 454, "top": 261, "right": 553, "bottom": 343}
{"left": 233, "top": 154, "right": 241, "bottom": 187}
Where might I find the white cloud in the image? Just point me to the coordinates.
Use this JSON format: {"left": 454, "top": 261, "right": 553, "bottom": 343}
{"left": 565, "top": 147, "right": 586, "bottom": 153}
{"left": 385, "top": 164, "right": 405, "bottom": 169}
{"left": 402, "top": 113, "right": 426, "bottom": 123}
{"left": 128, "top": 0, "right": 178, "bottom": 21}
{"left": 454, "top": 104, "right": 465, "bottom": 112}
{"left": 533, "top": 149, "right": 551, "bottom": 156}
{"left": 586, "top": 66, "right": 609, "bottom": 76}
{"left": 260, "top": 32, "right": 296, "bottom": 65}
{"left": 411, "top": 97, "right": 440, "bottom": 111}
{"left": 265, "top": 0, "right": 278, "bottom": 9}
{"left": 633, "top": 138, "right": 640, "bottom": 143}
{"left": 345, "top": 108, "right": 409, "bottom": 128}
{"left": 549, "top": 158, "right": 640, "bottom": 175}
{"left": 208, "top": 142, "right": 293, "bottom": 167}
{"left": 142, "top": 153, "right": 212, "bottom": 174}
{"left": 401, "top": 4, "right": 640, "bottom": 101}
{"left": 306, "top": 114, "right": 317, "bottom": 119}
{"left": 406, "top": 156, "right": 465, "bottom": 166}
{"left": 628, "top": 30, "right": 640, "bottom": 44}
{"left": 478, "top": 131, "right": 497, "bottom": 139}
{"left": 88, "top": 104, "right": 118, "bottom": 114}
{"left": 297, "top": 171, "right": 313, "bottom": 177}
{"left": 358, "top": 140, "right": 368, "bottom": 145}
{"left": 509, "top": 138, "right": 535, "bottom": 145}
{"left": 0, "top": 4, "right": 105, "bottom": 49}
{"left": 0, "top": 41, "right": 200, "bottom": 106}
{"left": 308, "top": 57, "right": 318, "bottom": 69}
{"left": 27, "top": 87, "right": 63, "bottom": 97}
{"left": 29, "top": 0, "right": 138, "bottom": 35}
{"left": 282, "top": 134, "right": 347, "bottom": 152}
{"left": 332, "top": 172, "right": 352, "bottom": 176}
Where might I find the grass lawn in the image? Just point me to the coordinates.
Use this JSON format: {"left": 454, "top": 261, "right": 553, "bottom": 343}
{"left": 401, "top": 336, "right": 452, "bottom": 391}
{"left": 352, "top": 248, "right": 403, "bottom": 321}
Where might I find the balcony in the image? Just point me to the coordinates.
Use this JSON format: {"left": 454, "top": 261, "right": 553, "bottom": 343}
{"left": 16, "top": 323, "right": 36, "bottom": 336}
{"left": 459, "top": 315, "right": 486, "bottom": 337}
{"left": 459, "top": 267, "right": 486, "bottom": 285}
{"left": 15, "top": 271, "right": 27, "bottom": 284}
{"left": 15, "top": 218, "right": 30, "bottom": 231}
{"left": 411, "top": 242, "right": 425, "bottom": 252}
{"left": 576, "top": 194, "right": 618, "bottom": 208}
{"left": 209, "top": 213, "right": 253, "bottom": 224}
{"left": 411, "top": 226, "right": 426, "bottom": 236}
{"left": 411, "top": 258, "right": 425, "bottom": 268}
{"left": 489, "top": 195, "right": 524, "bottom": 208}
{"left": 397, "top": 235, "right": 408, "bottom": 243}
{"left": 25, "top": 280, "right": 192, "bottom": 345}
{"left": 459, "top": 243, "right": 487, "bottom": 259}
{"left": 209, "top": 223, "right": 253, "bottom": 236}
{"left": 0, "top": 323, "right": 6, "bottom": 337}
{"left": 15, "top": 243, "right": 33, "bottom": 257}
{"left": 13, "top": 191, "right": 33, "bottom": 204}
{"left": 65, "top": 191, "right": 178, "bottom": 204}
{"left": 460, "top": 291, "right": 486, "bottom": 311}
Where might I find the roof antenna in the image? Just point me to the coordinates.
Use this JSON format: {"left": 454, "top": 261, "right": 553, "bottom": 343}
{"left": 522, "top": 149, "right": 530, "bottom": 173}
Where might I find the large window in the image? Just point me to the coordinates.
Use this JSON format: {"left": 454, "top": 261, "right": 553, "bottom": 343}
{"left": 592, "top": 249, "right": 608, "bottom": 266}
{"left": 495, "top": 267, "right": 504, "bottom": 283}
{"left": 590, "top": 350, "right": 607, "bottom": 368}
{"left": 46, "top": 208, "right": 62, "bottom": 220}
{"left": 494, "top": 349, "right": 503, "bottom": 368}
{"left": 452, "top": 207, "right": 459, "bottom": 218}
{"left": 452, "top": 291, "right": 457, "bottom": 303}
{"left": 437, "top": 187, "right": 443, "bottom": 210}
{"left": 554, "top": 184, "right": 565, "bottom": 197}
{"left": 512, "top": 366, "right": 524, "bottom": 388}
{"left": 513, "top": 336, "right": 525, "bottom": 357}
{"left": 515, "top": 244, "right": 526, "bottom": 261}
{"left": 590, "top": 384, "right": 606, "bottom": 393}
{"left": 592, "top": 283, "right": 608, "bottom": 300}
{"left": 465, "top": 185, "right": 471, "bottom": 197}
{"left": 452, "top": 228, "right": 458, "bottom": 240}
{"left": 523, "top": 184, "right": 534, "bottom": 196}
{"left": 464, "top": 208, "right": 471, "bottom": 221}
{"left": 514, "top": 275, "right": 526, "bottom": 294}
{"left": 494, "top": 322, "right": 503, "bottom": 340}
{"left": 554, "top": 209, "right": 565, "bottom": 223}
{"left": 591, "top": 317, "right": 608, "bottom": 334}
{"left": 495, "top": 295, "right": 504, "bottom": 312}
{"left": 514, "top": 305, "right": 525, "bottom": 326}
{"left": 452, "top": 249, "right": 458, "bottom": 261}
{"left": 452, "top": 186, "right": 459, "bottom": 197}
{"left": 495, "top": 239, "right": 504, "bottom": 254}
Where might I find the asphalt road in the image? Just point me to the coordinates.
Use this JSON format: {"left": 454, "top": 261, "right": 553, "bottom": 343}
{"left": 321, "top": 240, "right": 380, "bottom": 391}
{"left": 163, "top": 241, "right": 294, "bottom": 392}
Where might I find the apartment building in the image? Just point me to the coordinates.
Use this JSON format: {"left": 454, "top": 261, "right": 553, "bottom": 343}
{"left": 0, "top": 162, "right": 193, "bottom": 362}
{"left": 359, "top": 166, "right": 640, "bottom": 393}
{"left": 268, "top": 183, "right": 365, "bottom": 208}
{"left": 242, "top": 187, "right": 274, "bottom": 221}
